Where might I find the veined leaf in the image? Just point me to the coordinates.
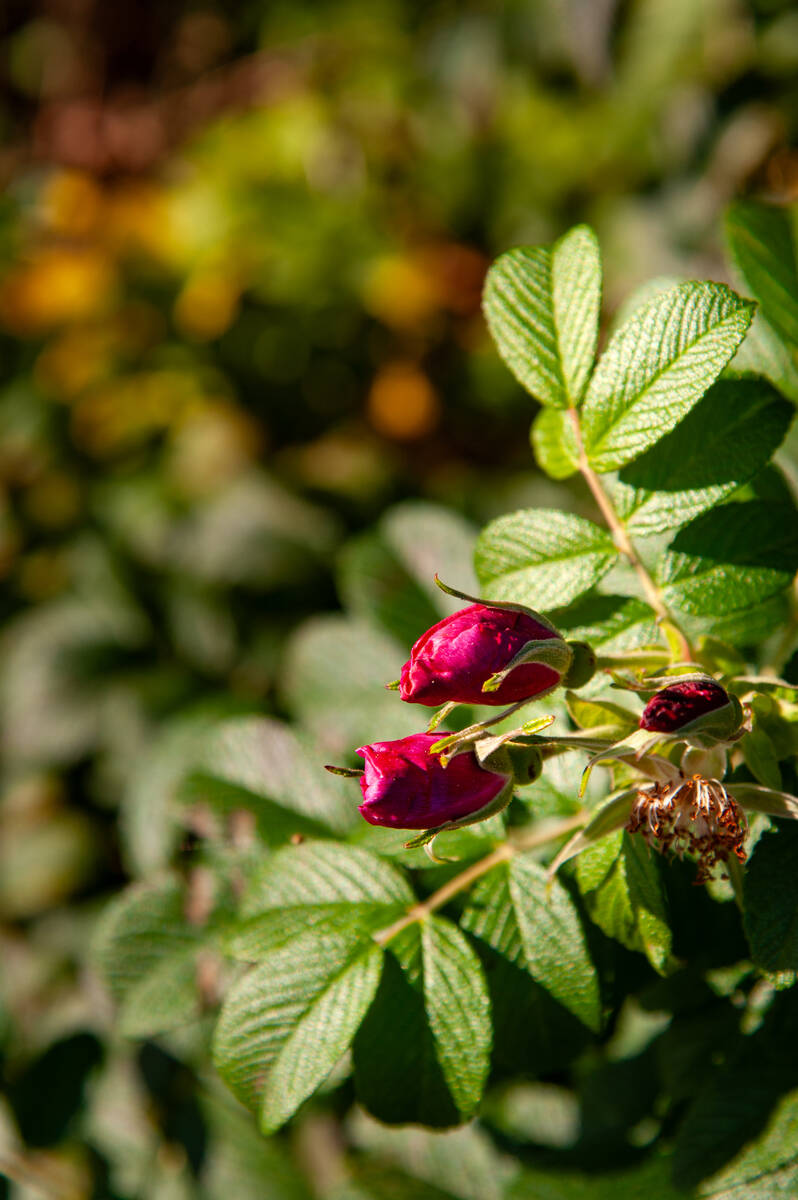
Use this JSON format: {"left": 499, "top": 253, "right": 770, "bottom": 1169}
{"left": 229, "top": 841, "right": 412, "bottom": 960}
{"left": 577, "top": 831, "right": 672, "bottom": 973}
{"left": 659, "top": 500, "right": 798, "bottom": 617}
{"left": 92, "top": 874, "right": 225, "bottom": 1038}
{"left": 462, "top": 856, "right": 601, "bottom": 1031}
{"left": 179, "top": 716, "right": 354, "bottom": 838}
{"left": 581, "top": 281, "right": 754, "bottom": 472}
{"left": 744, "top": 824, "right": 798, "bottom": 972}
{"left": 700, "top": 1088, "right": 798, "bottom": 1198}
{"left": 354, "top": 917, "right": 491, "bottom": 1126}
{"left": 725, "top": 200, "right": 798, "bottom": 349}
{"left": 475, "top": 509, "right": 617, "bottom": 611}
{"left": 547, "top": 594, "right": 661, "bottom": 655}
{"left": 608, "top": 379, "right": 791, "bottom": 536}
{"left": 212, "top": 926, "right": 382, "bottom": 1131}
{"left": 531, "top": 406, "right": 580, "bottom": 479}
{"left": 483, "top": 226, "right": 601, "bottom": 409}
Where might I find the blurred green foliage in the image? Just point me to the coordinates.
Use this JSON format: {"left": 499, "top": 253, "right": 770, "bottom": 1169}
{"left": 3, "top": 0, "right": 798, "bottom": 1196}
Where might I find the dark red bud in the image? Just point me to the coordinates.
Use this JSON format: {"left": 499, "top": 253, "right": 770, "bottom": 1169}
{"left": 399, "top": 604, "right": 561, "bottom": 707}
{"left": 640, "top": 680, "right": 730, "bottom": 734}
{"left": 356, "top": 733, "right": 509, "bottom": 829}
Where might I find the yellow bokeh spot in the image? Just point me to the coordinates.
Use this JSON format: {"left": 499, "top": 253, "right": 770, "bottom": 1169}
{"left": 40, "top": 170, "right": 104, "bottom": 238}
{"left": 174, "top": 270, "right": 241, "bottom": 341}
{"left": 0, "top": 248, "right": 116, "bottom": 333}
{"left": 367, "top": 362, "right": 440, "bottom": 440}
{"left": 362, "top": 254, "right": 440, "bottom": 331}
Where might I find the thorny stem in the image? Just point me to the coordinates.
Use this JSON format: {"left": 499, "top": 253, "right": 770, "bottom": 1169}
{"left": 567, "top": 408, "right": 695, "bottom": 663}
{"left": 374, "top": 811, "right": 587, "bottom": 946}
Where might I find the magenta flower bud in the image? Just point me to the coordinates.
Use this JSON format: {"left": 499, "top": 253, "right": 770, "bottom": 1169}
{"left": 640, "top": 679, "right": 742, "bottom": 744}
{"left": 356, "top": 733, "right": 510, "bottom": 829}
{"left": 399, "top": 604, "right": 571, "bottom": 707}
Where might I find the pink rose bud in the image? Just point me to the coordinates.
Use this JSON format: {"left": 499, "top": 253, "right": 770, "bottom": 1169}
{"left": 398, "top": 603, "right": 573, "bottom": 707}
{"left": 640, "top": 679, "right": 741, "bottom": 742}
{"left": 356, "top": 733, "right": 511, "bottom": 829}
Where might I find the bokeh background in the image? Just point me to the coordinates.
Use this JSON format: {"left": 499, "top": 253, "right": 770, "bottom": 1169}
{"left": 1, "top": 1, "right": 798, "bottom": 1196}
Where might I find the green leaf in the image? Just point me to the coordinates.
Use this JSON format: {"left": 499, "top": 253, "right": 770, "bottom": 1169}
{"left": 699, "top": 1087, "right": 798, "bottom": 1197}
{"left": 180, "top": 716, "right": 354, "bottom": 838}
{"left": 607, "top": 379, "right": 792, "bottom": 536}
{"left": 349, "top": 1109, "right": 515, "bottom": 1200}
{"left": 547, "top": 594, "right": 661, "bottom": 655}
{"left": 483, "top": 225, "right": 601, "bottom": 409}
{"left": 741, "top": 722, "right": 783, "bottom": 791}
{"left": 725, "top": 200, "right": 798, "bottom": 349}
{"left": 507, "top": 1157, "right": 684, "bottom": 1200}
{"left": 581, "top": 281, "right": 754, "bottom": 472}
{"left": 212, "top": 926, "right": 382, "bottom": 1130}
{"left": 659, "top": 501, "right": 798, "bottom": 617}
{"left": 531, "top": 407, "right": 580, "bottom": 479}
{"left": 338, "top": 501, "right": 478, "bottom": 648}
{"left": 92, "top": 875, "right": 224, "bottom": 1037}
{"left": 281, "top": 616, "right": 419, "bottom": 756}
{"left": 577, "top": 831, "right": 672, "bottom": 973}
{"left": 462, "top": 856, "right": 601, "bottom": 1030}
{"left": 565, "top": 692, "right": 639, "bottom": 734}
{"left": 474, "top": 509, "right": 618, "bottom": 611}
{"left": 354, "top": 917, "right": 491, "bottom": 1126}
{"left": 229, "top": 840, "right": 412, "bottom": 960}
{"left": 744, "top": 824, "right": 798, "bottom": 973}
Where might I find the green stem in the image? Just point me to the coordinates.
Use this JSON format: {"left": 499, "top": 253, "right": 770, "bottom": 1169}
{"left": 374, "top": 811, "right": 587, "bottom": 946}
{"left": 567, "top": 407, "right": 695, "bottom": 662}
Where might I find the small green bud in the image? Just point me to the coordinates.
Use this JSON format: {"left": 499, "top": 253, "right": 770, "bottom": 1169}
{"left": 562, "top": 641, "right": 597, "bottom": 689}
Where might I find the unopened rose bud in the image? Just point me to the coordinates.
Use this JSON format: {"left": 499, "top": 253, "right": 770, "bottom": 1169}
{"left": 356, "top": 732, "right": 512, "bottom": 830}
{"left": 640, "top": 679, "right": 743, "bottom": 746}
{"left": 398, "top": 603, "right": 574, "bottom": 707}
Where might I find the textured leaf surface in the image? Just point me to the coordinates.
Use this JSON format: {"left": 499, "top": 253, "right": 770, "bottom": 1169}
{"left": 180, "top": 716, "right": 353, "bottom": 837}
{"left": 659, "top": 501, "right": 798, "bottom": 617}
{"left": 474, "top": 509, "right": 617, "bottom": 611}
{"left": 354, "top": 917, "right": 491, "bottom": 1126}
{"left": 744, "top": 825, "right": 798, "bottom": 972}
{"left": 531, "top": 406, "right": 580, "bottom": 479}
{"left": 608, "top": 379, "right": 791, "bottom": 535}
{"left": 483, "top": 226, "right": 601, "bottom": 409}
{"left": 213, "top": 926, "right": 382, "bottom": 1130}
{"left": 577, "top": 831, "right": 672, "bottom": 973}
{"left": 462, "top": 856, "right": 601, "bottom": 1030}
{"left": 581, "top": 281, "right": 754, "bottom": 472}
{"left": 229, "top": 841, "right": 412, "bottom": 960}
{"left": 92, "top": 875, "right": 217, "bottom": 1037}
{"left": 700, "top": 1088, "right": 798, "bottom": 1197}
{"left": 725, "top": 201, "right": 798, "bottom": 349}
{"left": 547, "top": 593, "right": 661, "bottom": 655}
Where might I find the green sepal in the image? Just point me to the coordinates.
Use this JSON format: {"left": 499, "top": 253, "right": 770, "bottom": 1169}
{"left": 402, "top": 778, "right": 515, "bottom": 849}
{"left": 547, "top": 790, "right": 637, "bottom": 879}
{"left": 482, "top": 638, "right": 572, "bottom": 694}
{"left": 561, "top": 641, "right": 597, "bottom": 689}
{"left": 727, "top": 782, "right": 798, "bottom": 820}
